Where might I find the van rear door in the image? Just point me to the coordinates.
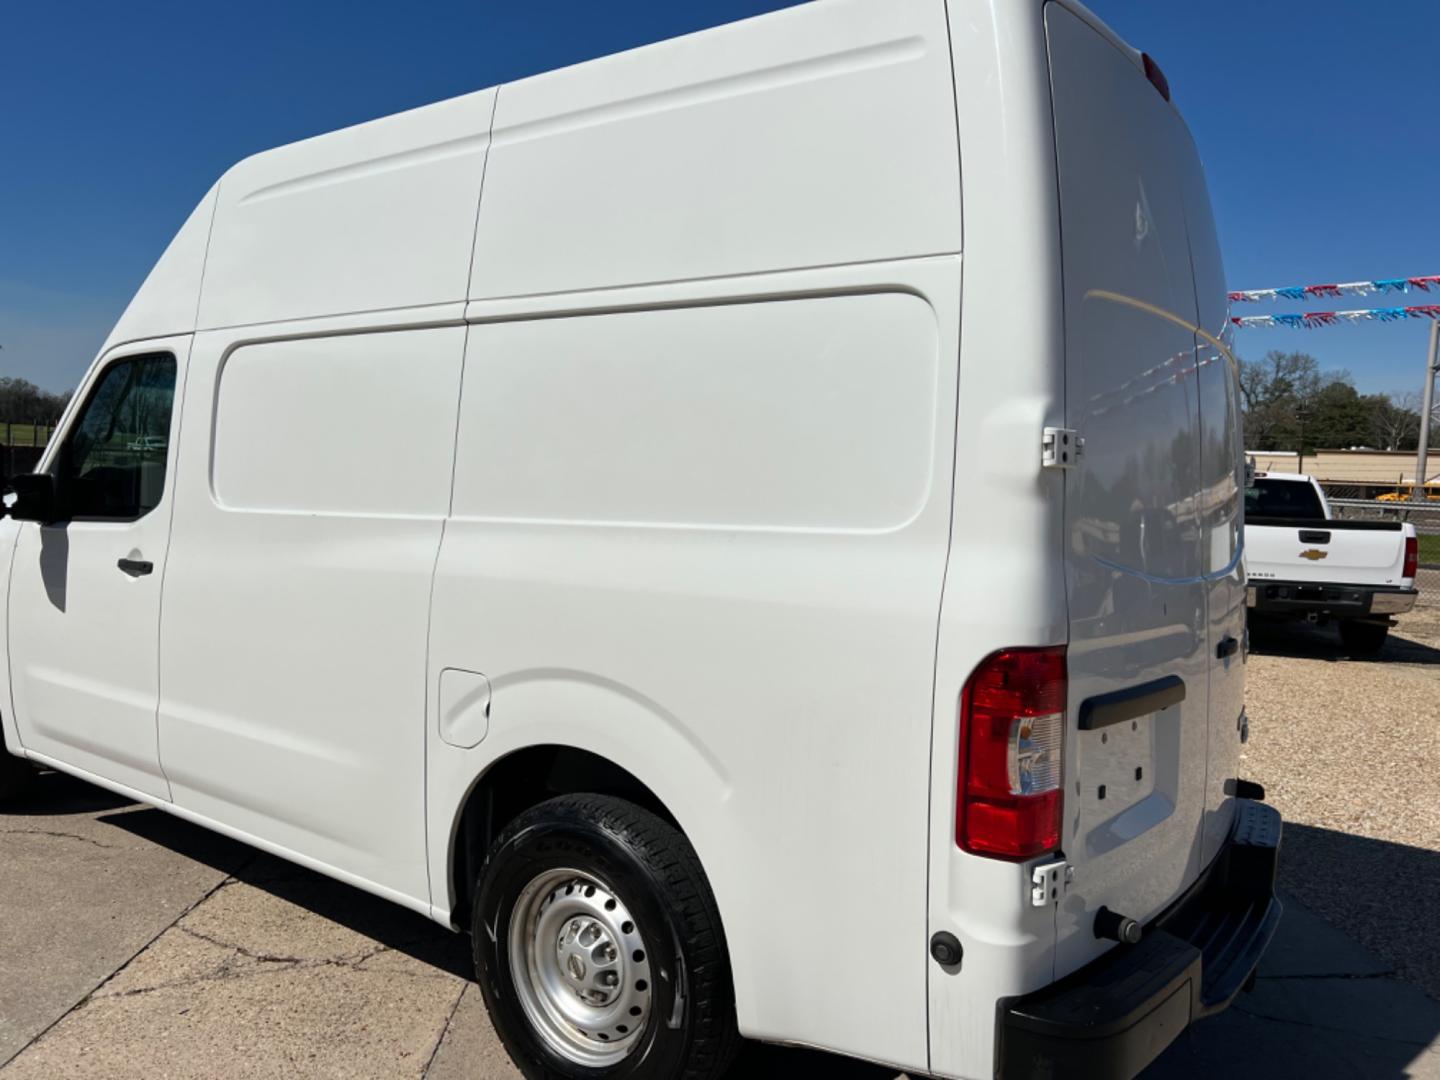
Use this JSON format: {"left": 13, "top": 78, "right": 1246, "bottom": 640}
{"left": 1047, "top": 4, "right": 1214, "bottom": 976}
{"left": 1178, "top": 138, "right": 1247, "bottom": 869}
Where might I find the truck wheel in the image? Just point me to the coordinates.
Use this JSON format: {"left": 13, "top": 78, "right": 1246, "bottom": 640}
{"left": 1338, "top": 620, "right": 1389, "bottom": 655}
{"left": 473, "top": 794, "right": 739, "bottom": 1080}
{"left": 0, "top": 734, "right": 35, "bottom": 805}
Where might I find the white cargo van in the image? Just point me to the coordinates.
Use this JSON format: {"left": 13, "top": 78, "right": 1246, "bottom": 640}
{"left": 0, "top": 2, "right": 1281, "bottom": 1077}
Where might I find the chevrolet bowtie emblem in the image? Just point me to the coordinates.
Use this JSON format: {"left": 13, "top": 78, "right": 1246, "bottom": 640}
{"left": 1299, "top": 549, "right": 1328, "bottom": 561}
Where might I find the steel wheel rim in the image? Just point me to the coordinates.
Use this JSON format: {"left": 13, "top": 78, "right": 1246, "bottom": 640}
{"left": 508, "top": 867, "right": 654, "bottom": 1066}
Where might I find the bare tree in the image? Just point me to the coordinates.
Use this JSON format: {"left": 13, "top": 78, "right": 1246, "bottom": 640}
{"left": 1372, "top": 390, "right": 1423, "bottom": 451}
{"left": 1238, "top": 351, "right": 1326, "bottom": 450}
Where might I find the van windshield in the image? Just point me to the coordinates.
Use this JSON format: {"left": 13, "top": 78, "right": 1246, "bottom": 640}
{"left": 1245, "top": 478, "right": 1326, "bottom": 521}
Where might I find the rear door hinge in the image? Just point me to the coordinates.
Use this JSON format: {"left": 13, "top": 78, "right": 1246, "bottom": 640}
{"left": 1042, "top": 427, "right": 1082, "bottom": 469}
{"left": 1030, "top": 859, "right": 1073, "bottom": 907}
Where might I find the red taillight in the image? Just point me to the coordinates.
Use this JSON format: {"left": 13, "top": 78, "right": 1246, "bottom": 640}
{"left": 1142, "top": 53, "right": 1171, "bottom": 102}
{"left": 1404, "top": 535, "right": 1418, "bottom": 579}
{"left": 957, "top": 647, "right": 1066, "bottom": 861}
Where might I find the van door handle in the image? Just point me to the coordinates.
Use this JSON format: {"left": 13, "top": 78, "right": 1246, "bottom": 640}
{"left": 117, "top": 557, "right": 153, "bottom": 577}
{"left": 1078, "top": 675, "right": 1186, "bottom": 731}
{"left": 1216, "top": 635, "right": 1240, "bottom": 660}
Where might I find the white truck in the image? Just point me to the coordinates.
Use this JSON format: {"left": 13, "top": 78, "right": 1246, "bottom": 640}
{"left": 1, "top": 3, "right": 1280, "bottom": 1078}
{"left": 1246, "top": 472, "right": 1419, "bottom": 652}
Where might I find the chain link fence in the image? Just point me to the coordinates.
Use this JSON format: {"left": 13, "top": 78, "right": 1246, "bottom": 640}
{"left": 0, "top": 421, "right": 58, "bottom": 489}
{"left": 1318, "top": 482, "right": 1440, "bottom": 604}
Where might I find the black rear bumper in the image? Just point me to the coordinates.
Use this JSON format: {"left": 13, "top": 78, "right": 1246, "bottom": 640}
{"left": 1247, "top": 580, "right": 1417, "bottom": 619}
{"left": 996, "top": 800, "right": 1282, "bottom": 1080}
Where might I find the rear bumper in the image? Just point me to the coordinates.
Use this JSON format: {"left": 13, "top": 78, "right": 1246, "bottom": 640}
{"left": 996, "top": 800, "right": 1283, "bottom": 1080}
{"left": 1247, "top": 581, "right": 1417, "bottom": 618}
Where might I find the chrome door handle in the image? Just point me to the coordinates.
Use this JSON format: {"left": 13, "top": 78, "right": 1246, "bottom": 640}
{"left": 117, "top": 557, "right": 153, "bottom": 577}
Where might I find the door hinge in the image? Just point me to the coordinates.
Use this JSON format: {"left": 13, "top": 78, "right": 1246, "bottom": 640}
{"left": 1042, "top": 427, "right": 1082, "bottom": 469}
{"left": 1030, "top": 859, "right": 1073, "bottom": 907}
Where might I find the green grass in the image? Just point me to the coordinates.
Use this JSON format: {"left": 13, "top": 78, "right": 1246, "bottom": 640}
{"left": 1418, "top": 533, "right": 1440, "bottom": 566}
{"left": 0, "top": 423, "right": 56, "bottom": 447}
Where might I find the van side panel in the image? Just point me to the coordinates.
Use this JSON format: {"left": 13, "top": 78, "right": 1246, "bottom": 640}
{"left": 198, "top": 89, "right": 496, "bottom": 330}
{"left": 928, "top": 4, "right": 1069, "bottom": 1078}
{"left": 157, "top": 323, "right": 466, "bottom": 906}
{"left": 451, "top": 296, "right": 937, "bottom": 530}
{"left": 429, "top": 258, "right": 962, "bottom": 1072}
{"left": 469, "top": 0, "right": 960, "bottom": 300}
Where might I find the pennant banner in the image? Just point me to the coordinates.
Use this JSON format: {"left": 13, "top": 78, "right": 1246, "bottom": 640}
{"left": 1230, "top": 304, "right": 1440, "bottom": 329}
{"left": 1229, "top": 276, "right": 1440, "bottom": 304}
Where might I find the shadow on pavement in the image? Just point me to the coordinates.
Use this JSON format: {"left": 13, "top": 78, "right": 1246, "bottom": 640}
{"left": 1248, "top": 617, "right": 1440, "bottom": 665}
{"left": 2, "top": 768, "right": 135, "bottom": 816}
{"left": 97, "top": 802, "right": 896, "bottom": 1077}
{"left": 1149, "top": 822, "right": 1440, "bottom": 1079}
{"left": 100, "top": 806, "right": 473, "bottom": 980}
{"left": 732, "top": 1041, "right": 898, "bottom": 1078}
{"left": 1279, "top": 823, "right": 1440, "bottom": 1003}
{"left": 91, "top": 790, "right": 1440, "bottom": 1078}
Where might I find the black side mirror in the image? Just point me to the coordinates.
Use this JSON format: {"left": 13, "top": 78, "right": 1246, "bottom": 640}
{"left": 8, "top": 473, "right": 62, "bottom": 525}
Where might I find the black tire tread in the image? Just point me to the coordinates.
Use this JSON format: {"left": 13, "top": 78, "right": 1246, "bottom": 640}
{"left": 476, "top": 793, "right": 740, "bottom": 1080}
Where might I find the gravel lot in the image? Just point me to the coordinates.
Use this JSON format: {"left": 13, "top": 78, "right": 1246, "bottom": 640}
{"left": 1245, "top": 604, "right": 1440, "bottom": 1000}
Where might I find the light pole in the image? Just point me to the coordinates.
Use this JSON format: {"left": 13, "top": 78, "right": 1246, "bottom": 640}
{"left": 1415, "top": 319, "right": 1440, "bottom": 502}
{"left": 1296, "top": 402, "right": 1307, "bottom": 475}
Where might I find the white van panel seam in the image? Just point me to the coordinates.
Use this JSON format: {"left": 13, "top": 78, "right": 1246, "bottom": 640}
{"left": 492, "top": 36, "right": 926, "bottom": 149}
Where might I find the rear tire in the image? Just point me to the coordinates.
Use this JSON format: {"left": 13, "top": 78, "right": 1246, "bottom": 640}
{"left": 1338, "top": 619, "right": 1389, "bottom": 655}
{"left": 473, "top": 794, "right": 739, "bottom": 1080}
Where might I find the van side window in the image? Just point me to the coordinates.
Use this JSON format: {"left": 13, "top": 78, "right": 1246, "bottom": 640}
{"left": 59, "top": 354, "right": 176, "bottom": 520}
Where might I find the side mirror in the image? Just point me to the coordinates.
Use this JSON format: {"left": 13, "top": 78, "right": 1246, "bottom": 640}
{"left": 8, "top": 473, "right": 62, "bottom": 525}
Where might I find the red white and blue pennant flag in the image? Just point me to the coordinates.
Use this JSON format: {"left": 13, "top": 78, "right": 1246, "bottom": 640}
{"left": 1228, "top": 276, "right": 1440, "bottom": 304}
{"left": 1230, "top": 305, "right": 1440, "bottom": 329}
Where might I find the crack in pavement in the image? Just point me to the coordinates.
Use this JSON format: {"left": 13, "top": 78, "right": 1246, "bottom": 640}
{"left": 1257, "top": 970, "right": 1399, "bottom": 982}
{"left": 22, "top": 881, "right": 415, "bottom": 1017}
{"left": 175, "top": 923, "right": 395, "bottom": 971}
{"left": 91, "top": 926, "right": 454, "bottom": 1007}
{"left": 100, "top": 962, "right": 304, "bottom": 1001}
{"left": 421, "top": 985, "right": 468, "bottom": 1079}
{"left": 1255, "top": 973, "right": 1399, "bottom": 979}
{"left": 1231, "top": 1002, "right": 1439, "bottom": 1049}
{"left": 1, "top": 828, "right": 114, "bottom": 849}
{"left": 1, "top": 858, "right": 255, "bottom": 1070}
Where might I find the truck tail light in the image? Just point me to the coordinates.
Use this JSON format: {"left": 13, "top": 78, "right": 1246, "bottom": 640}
{"left": 957, "top": 647, "right": 1066, "bottom": 860}
{"left": 1404, "top": 535, "right": 1418, "bottom": 579}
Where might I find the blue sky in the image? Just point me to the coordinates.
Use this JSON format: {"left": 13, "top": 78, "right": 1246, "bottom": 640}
{"left": 3, "top": 0, "right": 1436, "bottom": 398}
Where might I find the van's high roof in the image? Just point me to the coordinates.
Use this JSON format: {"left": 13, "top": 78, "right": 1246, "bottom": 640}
{"left": 107, "top": 0, "right": 1163, "bottom": 358}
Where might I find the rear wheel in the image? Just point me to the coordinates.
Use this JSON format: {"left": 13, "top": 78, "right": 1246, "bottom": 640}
{"left": 1338, "top": 619, "right": 1389, "bottom": 655}
{"left": 473, "top": 794, "right": 739, "bottom": 1080}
